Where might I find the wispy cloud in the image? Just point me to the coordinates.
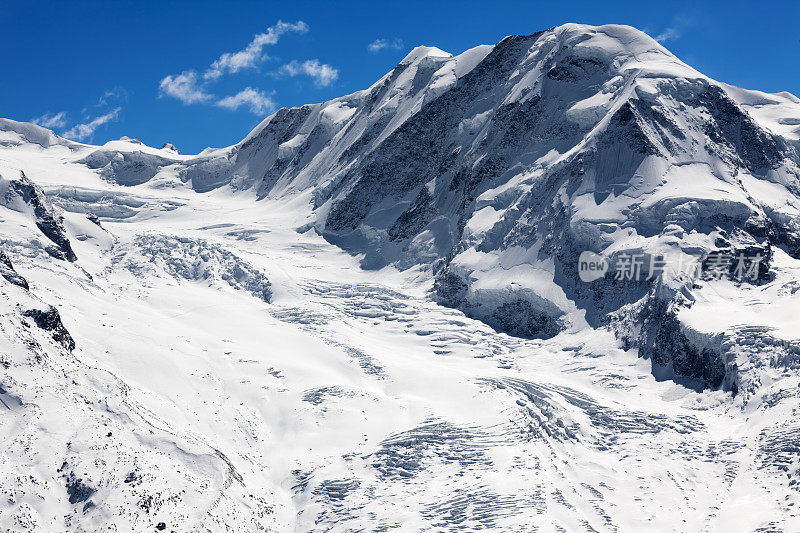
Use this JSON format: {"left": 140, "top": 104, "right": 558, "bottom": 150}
{"left": 654, "top": 27, "right": 681, "bottom": 43}
{"left": 216, "top": 88, "right": 276, "bottom": 115}
{"left": 158, "top": 20, "right": 335, "bottom": 116}
{"left": 204, "top": 20, "right": 308, "bottom": 80}
{"left": 62, "top": 108, "right": 121, "bottom": 142}
{"left": 159, "top": 70, "right": 213, "bottom": 104}
{"left": 653, "top": 14, "right": 696, "bottom": 44}
{"left": 97, "top": 86, "right": 128, "bottom": 107}
{"left": 278, "top": 59, "right": 339, "bottom": 87}
{"left": 368, "top": 38, "right": 404, "bottom": 54}
{"left": 32, "top": 88, "right": 125, "bottom": 141}
{"left": 31, "top": 111, "right": 68, "bottom": 130}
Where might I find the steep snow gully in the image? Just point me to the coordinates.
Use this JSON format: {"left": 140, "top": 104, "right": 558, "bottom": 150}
{"left": 1, "top": 23, "right": 800, "bottom": 531}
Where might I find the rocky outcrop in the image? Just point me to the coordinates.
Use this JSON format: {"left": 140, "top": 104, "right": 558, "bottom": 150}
{"left": 3, "top": 172, "right": 77, "bottom": 261}
{"left": 612, "top": 289, "right": 736, "bottom": 392}
{"left": 0, "top": 250, "right": 28, "bottom": 289}
{"left": 23, "top": 307, "right": 76, "bottom": 351}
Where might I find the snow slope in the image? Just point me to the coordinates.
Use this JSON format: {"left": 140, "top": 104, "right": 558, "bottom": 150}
{"left": 1, "top": 23, "right": 799, "bottom": 532}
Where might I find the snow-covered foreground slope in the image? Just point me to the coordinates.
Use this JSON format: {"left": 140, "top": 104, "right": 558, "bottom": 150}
{"left": 1, "top": 180, "right": 799, "bottom": 531}
{"left": 1, "top": 22, "right": 800, "bottom": 532}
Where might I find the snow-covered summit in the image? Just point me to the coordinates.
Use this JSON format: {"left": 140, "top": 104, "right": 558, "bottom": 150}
{"left": 399, "top": 44, "right": 452, "bottom": 64}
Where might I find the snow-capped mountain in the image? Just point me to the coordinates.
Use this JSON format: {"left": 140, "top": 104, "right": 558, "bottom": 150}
{"left": 1, "top": 23, "right": 799, "bottom": 531}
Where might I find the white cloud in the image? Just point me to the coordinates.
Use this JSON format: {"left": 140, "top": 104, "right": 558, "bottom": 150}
{"left": 62, "top": 108, "right": 121, "bottom": 141}
{"left": 204, "top": 20, "right": 309, "bottom": 80}
{"left": 159, "top": 70, "right": 213, "bottom": 104}
{"left": 31, "top": 112, "right": 68, "bottom": 130}
{"left": 367, "top": 38, "right": 404, "bottom": 53}
{"left": 216, "top": 88, "right": 276, "bottom": 115}
{"left": 158, "top": 20, "right": 336, "bottom": 114}
{"left": 655, "top": 27, "right": 681, "bottom": 43}
{"left": 278, "top": 59, "right": 339, "bottom": 87}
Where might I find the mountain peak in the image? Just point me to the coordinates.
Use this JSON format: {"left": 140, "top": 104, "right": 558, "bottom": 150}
{"left": 399, "top": 45, "right": 452, "bottom": 65}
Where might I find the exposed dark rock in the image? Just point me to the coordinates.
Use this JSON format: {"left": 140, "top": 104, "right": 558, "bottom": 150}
{"left": 23, "top": 306, "right": 76, "bottom": 351}
{"left": 65, "top": 471, "right": 95, "bottom": 505}
{"left": 615, "top": 291, "right": 738, "bottom": 393}
{"left": 605, "top": 101, "right": 661, "bottom": 156}
{"left": 7, "top": 172, "right": 76, "bottom": 262}
{"left": 324, "top": 32, "right": 546, "bottom": 234}
{"left": 0, "top": 250, "right": 29, "bottom": 289}
{"left": 435, "top": 268, "right": 564, "bottom": 339}
{"left": 546, "top": 56, "right": 605, "bottom": 82}
{"left": 388, "top": 187, "right": 435, "bottom": 241}
{"left": 695, "top": 84, "right": 786, "bottom": 173}
{"left": 489, "top": 299, "right": 562, "bottom": 339}
{"left": 433, "top": 270, "right": 469, "bottom": 309}
{"left": 87, "top": 213, "right": 103, "bottom": 227}
{"left": 160, "top": 142, "right": 179, "bottom": 153}
{"left": 239, "top": 105, "right": 313, "bottom": 152}
{"left": 700, "top": 242, "right": 772, "bottom": 284}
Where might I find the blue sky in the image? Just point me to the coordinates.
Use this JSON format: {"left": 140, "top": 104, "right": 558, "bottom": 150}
{"left": 3, "top": 0, "right": 799, "bottom": 154}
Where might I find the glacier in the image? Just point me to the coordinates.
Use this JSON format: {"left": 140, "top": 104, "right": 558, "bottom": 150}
{"left": 1, "top": 23, "right": 799, "bottom": 531}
